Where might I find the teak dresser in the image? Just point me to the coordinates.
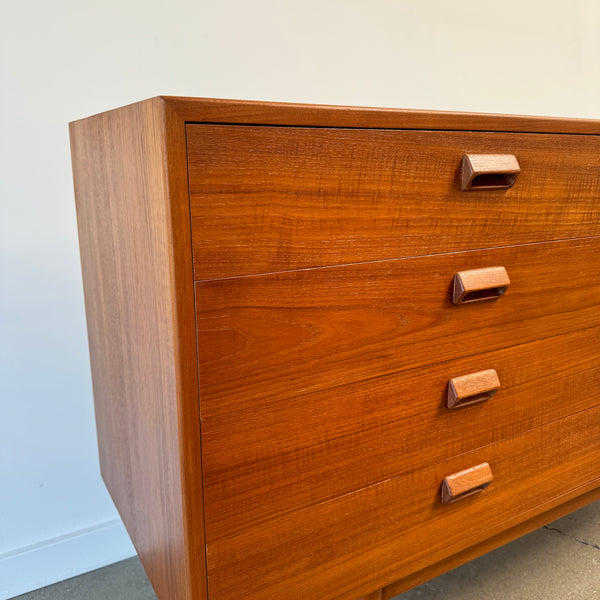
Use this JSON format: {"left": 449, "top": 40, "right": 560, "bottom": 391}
{"left": 70, "top": 97, "right": 600, "bottom": 600}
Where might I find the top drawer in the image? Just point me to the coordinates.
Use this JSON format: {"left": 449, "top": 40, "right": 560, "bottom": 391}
{"left": 187, "top": 125, "right": 600, "bottom": 280}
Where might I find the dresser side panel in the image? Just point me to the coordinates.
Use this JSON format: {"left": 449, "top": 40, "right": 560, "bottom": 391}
{"left": 69, "top": 98, "right": 205, "bottom": 600}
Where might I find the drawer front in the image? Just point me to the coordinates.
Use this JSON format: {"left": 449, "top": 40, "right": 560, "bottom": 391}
{"left": 202, "top": 326, "right": 600, "bottom": 541}
{"left": 205, "top": 406, "right": 600, "bottom": 600}
{"left": 187, "top": 125, "right": 600, "bottom": 280}
{"left": 196, "top": 237, "right": 600, "bottom": 417}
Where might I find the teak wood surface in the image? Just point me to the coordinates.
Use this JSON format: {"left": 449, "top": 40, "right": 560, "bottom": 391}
{"left": 69, "top": 96, "right": 600, "bottom": 600}
{"left": 358, "top": 591, "right": 383, "bottom": 600}
{"left": 441, "top": 462, "right": 494, "bottom": 504}
{"left": 446, "top": 368, "right": 501, "bottom": 408}
{"left": 206, "top": 406, "right": 600, "bottom": 600}
{"left": 460, "top": 153, "right": 520, "bottom": 190}
{"left": 453, "top": 266, "right": 510, "bottom": 304}
{"left": 196, "top": 237, "right": 600, "bottom": 417}
{"left": 187, "top": 125, "right": 600, "bottom": 280}
{"left": 164, "top": 95, "right": 600, "bottom": 134}
{"left": 70, "top": 98, "right": 206, "bottom": 600}
{"left": 201, "top": 325, "right": 600, "bottom": 541}
{"left": 381, "top": 486, "right": 600, "bottom": 599}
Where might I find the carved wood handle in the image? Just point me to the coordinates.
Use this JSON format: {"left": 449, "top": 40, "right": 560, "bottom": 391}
{"left": 453, "top": 266, "right": 510, "bottom": 304}
{"left": 461, "top": 154, "right": 520, "bottom": 190}
{"left": 447, "top": 369, "right": 500, "bottom": 409}
{"left": 441, "top": 462, "right": 493, "bottom": 505}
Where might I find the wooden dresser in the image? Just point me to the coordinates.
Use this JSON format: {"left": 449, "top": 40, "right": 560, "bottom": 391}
{"left": 70, "top": 97, "right": 600, "bottom": 600}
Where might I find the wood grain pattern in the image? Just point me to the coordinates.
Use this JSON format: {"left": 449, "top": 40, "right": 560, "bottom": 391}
{"left": 163, "top": 96, "right": 600, "bottom": 134}
{"left": 70, "top": 98, "right": 205, "bottom": 600}
{"left": 447, "top": 369, "right": 500, "bottom": 409}
{"left": 201, "top": 325, "right": 600, "bottom": 541}
{"left": 71, "top": 97, "right": 600, "bottom": 600}
{"left": 187, "top": 125, "right": 600, "bottom": 279}
{"left": 453, "top": 266, "right": 510, "bottom": 304}
{"left": 461, "top": 154, "right": 520, "bottom": 190}
{"left": 196, "top": 237, "right": 600, "bottom": 418}
{"left": 358, "top": 591, "right": 383, "bottom": 600}
{"left": 206, "top": 406, "right": 600, "bottom": 600}
{"left": 441, "top": 463, "right": 493, "bottom": 504}
{"left": 381, "top": 486, "right": 600, "bottom": 598}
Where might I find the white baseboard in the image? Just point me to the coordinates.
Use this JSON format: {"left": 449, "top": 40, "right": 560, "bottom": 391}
{"left": 0, "top": 520, "right": 136, "bottom": 599}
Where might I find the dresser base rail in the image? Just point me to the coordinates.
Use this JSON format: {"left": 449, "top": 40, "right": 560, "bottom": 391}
{"left": 381, "top": 486, "right": 600, "bottom": 599}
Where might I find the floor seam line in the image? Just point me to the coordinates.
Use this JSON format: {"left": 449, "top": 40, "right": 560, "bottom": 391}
{"left": 543, "top": 525, "right": 600, "bottom": 551}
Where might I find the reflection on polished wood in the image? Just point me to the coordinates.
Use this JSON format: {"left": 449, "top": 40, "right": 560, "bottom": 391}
{"left": 71, "top": 97, "right": 600, "bottom": 600}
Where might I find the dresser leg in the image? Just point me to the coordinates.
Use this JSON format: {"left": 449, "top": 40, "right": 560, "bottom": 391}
{"left": 358, "top": 590, "right": 383, "bottom": 600}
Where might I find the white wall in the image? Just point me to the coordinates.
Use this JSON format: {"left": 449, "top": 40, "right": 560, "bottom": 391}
{"left": 1, "top": 0, "right": 599, "bottom": 597}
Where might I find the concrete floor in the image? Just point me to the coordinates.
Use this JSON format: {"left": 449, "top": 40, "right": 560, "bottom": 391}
{"left": 12, "top": 501, "right": 600, "bottom": 600}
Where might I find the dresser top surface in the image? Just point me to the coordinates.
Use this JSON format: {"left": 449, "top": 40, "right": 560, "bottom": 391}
{"left": 72, "top": 96, "right": 600, "bottom": 135}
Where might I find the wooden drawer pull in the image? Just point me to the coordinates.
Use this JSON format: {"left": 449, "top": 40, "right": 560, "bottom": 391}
{"left": 453, "top": 266, "right": 510, "bottom": 304}
{"left": 447, "top": 369, "right": 500, "bottom": 409}
{"left": 441, "top": 462, "right": 493, "bottom": 505}
{"left": 461, "top": 154, "right": 520, "bottom": 190}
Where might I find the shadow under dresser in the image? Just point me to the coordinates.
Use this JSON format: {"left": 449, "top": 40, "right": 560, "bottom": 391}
{"left": 69, "top": 97, "right": 600, "bottom": 600}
